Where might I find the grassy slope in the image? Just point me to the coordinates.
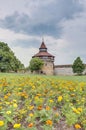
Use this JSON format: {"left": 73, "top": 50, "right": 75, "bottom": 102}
{"left": 54, "top": 75, "right": 86, "bottom": 82}
{"left": 0, "top": 73, "right": 86, "bottom": 82}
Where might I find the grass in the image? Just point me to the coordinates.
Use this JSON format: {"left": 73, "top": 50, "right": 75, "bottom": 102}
{"left": 54, "top": 75, "right": 86, "bottom": 82}
{"left": 0, "top": 72, "right": 86, "bottom": 82}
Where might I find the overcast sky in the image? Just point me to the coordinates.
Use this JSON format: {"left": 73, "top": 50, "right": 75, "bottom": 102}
{"left": 0, "top": 0, "right": 86, "bottom": 67}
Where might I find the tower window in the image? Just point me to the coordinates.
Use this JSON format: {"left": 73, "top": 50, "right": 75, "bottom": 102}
{"left": 42, "top": 56, "right": 48, "bottom": 59}
{"left": 39, "top": 48, "right": 47, "bottom": 52}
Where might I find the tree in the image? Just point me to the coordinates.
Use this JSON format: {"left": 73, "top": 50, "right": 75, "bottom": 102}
{"left": 0, "top": 41, "right": 24, "bottom": 72}
{"left": 72, "top": 57, "right": 85, "bottom": 75}
{"left": 29, "top": 57, "right": 44, "bottom": 73}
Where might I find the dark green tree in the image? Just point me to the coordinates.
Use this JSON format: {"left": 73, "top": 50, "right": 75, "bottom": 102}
{"left": 29, "top": 57, "right": 44, "bottom": 73}
{"left": 0, "top": 41, "right": 24, "bottom": 72}
{"left": 72, "top": 57, "right": 85, "bottom": 75}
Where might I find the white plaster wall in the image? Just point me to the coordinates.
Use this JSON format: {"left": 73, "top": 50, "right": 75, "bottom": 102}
{"left": 54, "top": 67, "right": 74, "bottom": 75}
{"left": 54, "top": 67, "right": 86, "bottom": 75}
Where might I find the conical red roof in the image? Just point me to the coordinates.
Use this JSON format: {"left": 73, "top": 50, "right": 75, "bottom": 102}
{"left": 33, "top": 40, "right": 54, "bottom": 58}
{"left": 33, "top": 51, "right": 54, "bottom": 57}
{"left": 39, "top": 41, "right": 47, "bottom": 49}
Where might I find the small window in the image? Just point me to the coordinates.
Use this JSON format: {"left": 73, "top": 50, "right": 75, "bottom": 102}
{"left": 40, "top": 48, "right": 47, "bottom": 52}
{"left": 42, "top": 56, "right": 48, "bottom": 59}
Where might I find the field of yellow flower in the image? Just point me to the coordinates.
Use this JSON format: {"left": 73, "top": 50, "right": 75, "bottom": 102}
{"left": 0, "top": 74, "right": 86, "bottom": 130}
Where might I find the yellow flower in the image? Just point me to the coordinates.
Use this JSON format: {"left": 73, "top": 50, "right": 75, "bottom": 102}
{"left": 46, "top": 120, "right": 53, "bottom": 126}
{"left": 0, "top": 106, "right": 2, "bottom": 110}
{"left": 71, "top": 94, "right": 75, "bottom": 97}
{"left": 19, "top": 109, "right": 26, "bottom": 114}
{"left": 36, "top": 93, "right": 41, "bottom": 96}
{"left": 29, "top": 113, "right": 34, "bottom": 117}
{"left": 58, "top": 96, "right": 62, "bottom": 102}
{"left": 6, "top": 111, "right": 11, "bottom": 115}
{"left": 77, "top": 108, "right": 82, "bottom": 113}
{"left": 18, "top": 87, "right": 22, "bottom": 90}
{"left": 72, "top": 108, "right": 80, "bottom": 114}
{"left": 0, "top": 121, "right": 4, "bottom": 127}
{"left": 75, "top": 124, "right": 81, "bottom": 129}
{"left": 13, "top": 99, "right": 17, "bottom": 103}
{"left": 4, "top": 95, "right": 8, "bottom": 99}
{"left": 32, "top": 86, "right": 35, "bottom": 89}
{"left": 20, "top": 92, "right": 28, "bottom": 98}
{"left": 29, "top": 105, "right": 34, "bottom": 110}
{"left": 49, "top": 99, "right": 54, "bottom": 103}
{"left": 34, "top": 96, "right": 39, "bottom": 100}
{"left": 13, "top": 103, "right": 18, "bottom": 108}
{"left": 13, "top": 123, "right": 21, "bottom": 129}
{"left": 46, "top": 106, "right": 50, "bottom": 110}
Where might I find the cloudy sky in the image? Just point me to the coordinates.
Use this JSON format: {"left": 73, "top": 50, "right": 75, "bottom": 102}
{"left": 0, "top": 0, "right": 86, "bottom": 67}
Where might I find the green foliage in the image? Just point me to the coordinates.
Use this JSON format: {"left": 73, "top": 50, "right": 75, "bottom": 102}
{"left": 66, "top": 112, "right": 78, "bottom": 126}
{"left": 42, "top": 125, "right": 52, "bottom": 130}
{"left": 0, "top": 41, "right": 24, "bottom": 72}
{"left": 72, "top": 57, "right": 85, "bottom": 75}
{"left": 26, "top": 128, "right": 37, "bottom": 130}
{"left": 29, "top": 57, "right": 44, "bottom": 72}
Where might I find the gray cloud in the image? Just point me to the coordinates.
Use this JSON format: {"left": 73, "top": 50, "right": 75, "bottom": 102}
{"left": 12, "top": 39, "right": 40, "bottom": 48}
{"left": 0, "top": 0, "right": 83, "bottom": 37}
{"left": 0, "top": 0, "right": 86, "bottom": 66}
{"left": 56, "top": 8, "right": 86, "bottom": 64}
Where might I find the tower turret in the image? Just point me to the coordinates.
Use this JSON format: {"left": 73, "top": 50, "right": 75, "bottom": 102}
{"left": 32, "top": 40, "right": 55, "bottom": 75}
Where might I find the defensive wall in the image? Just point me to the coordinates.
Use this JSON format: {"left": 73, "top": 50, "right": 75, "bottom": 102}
{"left": 54, "top": 64, "right": 86, "bottom": 75}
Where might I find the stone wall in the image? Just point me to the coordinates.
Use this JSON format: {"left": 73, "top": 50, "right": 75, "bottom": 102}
{"left": 54, "top": 67, "right": 73, "bottom": 75}
{"left": 54, "top": 65, "right": 86, "bottom": 75}
{"left": 42, "top": 61, "right": 54, "bottom": 75}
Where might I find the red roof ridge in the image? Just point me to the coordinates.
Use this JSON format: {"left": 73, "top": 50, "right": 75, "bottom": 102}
{"left": 32, "top": 51, "right": 54, "bottom": 57}
{"left": 32, "top": 39, "right": 54, "bottom": 58}
{"left": 39, "top": 41, "right": 47, "bottom": 49}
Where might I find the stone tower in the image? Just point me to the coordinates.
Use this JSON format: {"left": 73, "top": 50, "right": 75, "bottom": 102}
{"left": 32, "top": 40, "right": 54, "bottom": 75}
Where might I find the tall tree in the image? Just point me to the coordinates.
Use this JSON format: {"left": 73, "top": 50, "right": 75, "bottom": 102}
{"left": 0, "top": 41, "right": 24, "bottom": 72}
{"left": 29, "top": 57, "right": 44, "bottom": 73}
{"left": 72, "top": 57, "right": 85, "bottom": 75}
